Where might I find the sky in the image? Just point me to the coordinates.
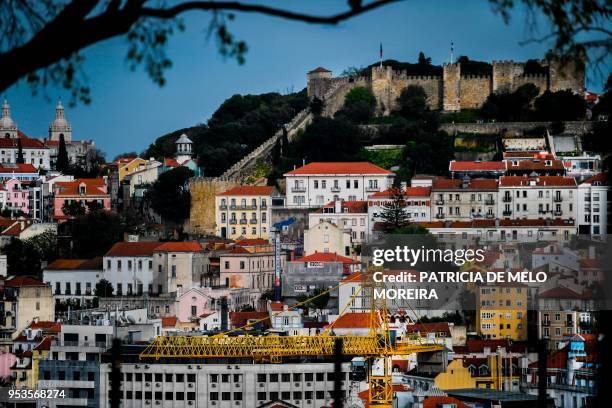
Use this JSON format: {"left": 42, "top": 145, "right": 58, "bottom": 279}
{"left": 4, "top": 0, "right": 607, "bottom": 159}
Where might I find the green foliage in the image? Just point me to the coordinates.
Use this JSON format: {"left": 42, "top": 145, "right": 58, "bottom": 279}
{"left": 5, "top": 230, "right": 58, "bottom": 276}
{"left": 366, "top": 56, "right": 442, "bottom": 76}
{"left": 357, "top": 148, "right": 402, "bottom": 170}
{"left": 69, "top": 208, "right": 124, "bottom": 258}
{"left": 296, "top": 288, "right": 330, "bottom": 311}
{"left": 337, "top": 87, "right": 377, "bottom": 123}
{"left": 94, "top": 279, "right": 114, "bottom": 297}
{"left": 396, "top": 85, "right": 427, "bottom": 120}
{"left": 380, "top": 188, "right": 409, "bottom": 232}
{"left": 113, "top": 152, "right": 139, "bottom": 161}
{"left": 390, "top": 224, "right": 430, "bottom": 235}
{"left": 456, "top": 56, "right": 492, "bottom": 76}
{"left": 480, "top": 83, "right": 540, "bottom": 121}
{"left": 62, "top": 200, "right": 86, "bottom": 217}
{"left": 145, "top": 166, "right": 194, "bottom": 223}
{"left": 144, "top": 90, "right": 308, "bottom": 176}
{"left": 16, "top": 138, "right": 24, "bottom": 164}
{"left": 583, "top": 83, "right": 612, "bottom": 170}
{"left": 534, "top": 90, "right": 586, "bottom": 121}
{"left": 418, "top": 311, "right": 463, "bottom": 325}
{"left": 309, "top": 96, "right": 325, "bottom": 116}
{"left": 56, "top": 134, "right": 69, "bottom": 172}
{"left": 285, "top": 117, "right": 362, "bottom": 164}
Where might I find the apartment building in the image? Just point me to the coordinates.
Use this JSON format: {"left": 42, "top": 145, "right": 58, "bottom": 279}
{"left": 308, "top": 200, "right": 370, "bottom": 244}
{"left": 431, "top": 177, "right": 498, "bottom": 221}
{"left": 504, "top": 158, "right": 565, "bottom": 176}
{"left": 99, "top": 356, "right": 351, "bottom": 408}
{"left": 103, "top": 242, "right": 159, "bottom": 296}
{"left": 43, "top": 258, "right": 103, "bottom": 304}
{"left": 4, "top": 276, "right": 54, "bottom": 335}
{"left": 368, "top": 186, "right": 432, "bottom": 223}
{"left": 577, "top": 172, "right": 609, "bottom": 236}
{"left": 53, "top": 178, "right": 110, "bottom": 220}
{"left": 284, "top": 162, "right": 394, "bottom": 208}
{"left": 215, "top": 186, "right": 275, "bottom": 240}
{"left": 151, "top": 241, "right": 205, "bottom": 294}
{"left": 303, "top": 221, "right": 352, "bottom": 257}
{"left": 476, "top": 283, "right": 528, "bottom": 341}
{"left": 498, "top": 176, "right": 577, "bottom": 220}
{"left": 537, "top": 287, "right": 596, "bottom": 349}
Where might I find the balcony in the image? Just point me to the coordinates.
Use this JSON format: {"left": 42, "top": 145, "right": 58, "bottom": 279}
{"left": 291, "top": 186, "right": 306, "bottom": 193}
{"left": 554, "top": 210, "right": 563, "bottom": 216}
{"left": 553, "top": 196, "right": 563, "bottom": 202}
{"left": 435, "top": 199, "right": 445, "bottom": 205}
{"left": 229, "top": 219, "right": 237, "bottom": 225}
{"left": 331, "top": 186, "right": 341, "bottom": 192}
{"left": 485, "top": 213, "right": 495, "bottom": 219}
{"left": 542, "top": 320, "right": 551, "bottom": 326}
{"left": 239, "top": 219, "right": 248, "bottom": 224}
{"left": 502, "top": 196, "right": 512, "bottom": 202}
{"left": 239, "top": 205, "right": 256, "bottom": 210}
{"left": 485, "top": 199, "right": 495, "bottom": 205}
{"left": 218, "top": 205, "right": 227, "bottom": 210}
{"left": 365, "top": 186, "right": 379, "bottom": 192}
{"left": 229, "top": 204, "right": 237, "bottom": 210}
{"left": 260, "top": 204, "right": 267, "bottom": 210}
{"left": 435, "top": 213, "right": 445, "bottom": 219}
{"left": 249, "top": 219, "right": 257, "bottom": 224}
{"left": 502, "top": 210, "right": 512, "bottom": 216}
{"left": 38, "top": 380, "right": 95, "bottom": 389}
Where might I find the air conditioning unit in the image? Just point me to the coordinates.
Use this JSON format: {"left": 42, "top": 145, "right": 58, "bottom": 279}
{"left": 188, "top": 383, "right": 194, "bottom": 388}
{"left": 235, "top": 365, "right": 239, "bottom": 369}
{"left": 145, "top": 365, "right": 149, "bottom": 369}
{"left": 210, "top": 402, "right": 215, "bottom": 406}
{"left": 145, "top": 401, "right": 150, "bottom": 405}
{"left": 156, "top": 383, "right": 160, "bottom": 388}
{"left": 306, "top": 382, "right": 311, "bottom": 386}
{"left": 145, "top": 383, "right": 150, "bottom": 387}
{"left": 235, "top": 383, "right": 240, "bottom": 388}
{"left": 135, "top": 365, "right": 140, "bottom": 369}
{"left": 188, "top": 402, "right": 194, "bottom": 406}
{"left": 188, "top": 365, "right": 193, "bottom": 369}
{"left": 259, "top": 383, "right": 264, "bottom": 388}
{"left": 197, "top": 366, "right": 202, "bottom": 370}
{"left": 307, "top": 400, "right": 312, "bottom": 405}
{"left": 212, "top": 383, "right": 217, "bottom": 388}
{"left": 155, "top": 402, "right": 160, "bottom": 406}
{"left": 235, "top": 402, "right": 240, "bottom": 406}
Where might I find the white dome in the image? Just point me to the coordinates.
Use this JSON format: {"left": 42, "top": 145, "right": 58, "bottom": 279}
{"left": 0, "top": 98, "right": 17, "bottom": 131}
{"left": 49, "top": 100, "right": 71, "bottom": 132}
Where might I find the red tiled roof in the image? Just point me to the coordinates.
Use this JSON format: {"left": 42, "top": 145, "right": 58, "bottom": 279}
{"left": 155, "top": 241, "right": 203, "bottom": 252}
{"left": 0, "top": 133, "right": 46, "bottom": 149}
{"left": 539, "top": 287, "right": 585, "bottom": 299}
{"left": 106, "top": 242, "right": 162, "bottom": 257}
{"left": 33, "top": 336, "right": 55, "bottom": 351}
{"left": 432, "top": 178, "right": 498, "bottom": 190}
{"left": 235, "top": 238, "right": 270, "bottom": 246}
{"left": 6, "top": 276, "right": 47, "bottom": 287}
{"left": 406, "top": 322, "right": 451, "bottom": 336}
{"left": 454, "top": 339, "right": 528, "bottom": 354}
{"left": 329, "top": 313, "right": 371, "bottom": 329}
{"left": 423, "top": 396, "right": 470, "bottom": 408}
{"left": 0, "top": 163, "right": 38, "bottom": 173}
{"left": 218, "top": 186, "right": 274, "bottom": 196}
{"left": 582, "top": 172, "right": 608, "bottom": 185}
{"left": 450, "top": 161, "right": 506, "bottom": 171}
{"left": 228, "top": 246, "right": 251, "bottom": 254}
{"left": 229, "top": 311, "right": 271, "bottom": 330}
{"left": 318, "top": 200, "right": 367, "bottom": 213}
{"left": 54, "top": 178, "right": 107, "bottom": 196}
{"left": 161, "top": 316, "right": 178, "bottom": 328}
{"left": 46, "top": 258, "right": 103, "bottom": 271}
{"left": 269, "top": 301, "right": 285, "bottom": 312}
{"left": 499, "top": 176, "right": 576, "bottom": 187}
{"left": 293, "top": 251, "right": 359, "bottom": 264}
{"left": 308, "top": 67, "right": 331, "bottom": 73}
{"left": 29, "top": 321, "right": 61, "bottom": 332}
{"left": 164, "top": 158, "right": 180, "bottom": 167}
{"left": 285, "top": 162, "right": 393, "bottom": 176}
{"left": 504, "top": 159, "right": 565, "bottom": 171}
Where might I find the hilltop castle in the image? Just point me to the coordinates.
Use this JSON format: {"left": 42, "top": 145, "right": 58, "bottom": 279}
{"left": 307, "top": 58, "right": 585, "bottom": 115}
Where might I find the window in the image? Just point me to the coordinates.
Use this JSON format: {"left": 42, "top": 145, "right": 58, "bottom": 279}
{"left": 210, "top": 392, "right": 219, "bottom": 401}
{"left": 257, "top": 374, "right": 266, "bottom": 382}
{"left": 187, "top": 374, "right": 196, "bottom": 382}
{"left": 257, "top": 392, "right": 266, "bottom": 400}
{"left": 222, "top": 392, "right": 231, "bottom": 401}
{"left": 269, "top": 373, "right": 278, "bottom": 382}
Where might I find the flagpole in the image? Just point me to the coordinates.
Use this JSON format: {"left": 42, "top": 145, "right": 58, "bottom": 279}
{"left": 379, "top": 42, "right": 383, "bottom": 68}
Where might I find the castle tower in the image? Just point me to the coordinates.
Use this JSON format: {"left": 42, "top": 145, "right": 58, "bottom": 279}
{"left": 0, "top": 98, "right": 18, "bottom": 139}
{"left": 49, "top": 99, "right": 72, "bottom": 142}
{"left": 492, "top": 61, "right": 524, "bottom": 93}
{"left": 307, "top": 67, "right": 332, "bottom": 100}
{"left": 547, "top": 58, "right": 585, "bottom": 93}
{"left": 175, "top": 133, "right": 193, "bottom": 163}
{"left": 443, "top": 63, "right": 461, "bottom": 112}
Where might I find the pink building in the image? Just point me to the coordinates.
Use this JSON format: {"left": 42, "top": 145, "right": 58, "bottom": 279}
{"left": 53, "top": 178, "right": 110, "bottom": 220}
{"left": 3, "top": 178, "right": 31, "bottom": 215}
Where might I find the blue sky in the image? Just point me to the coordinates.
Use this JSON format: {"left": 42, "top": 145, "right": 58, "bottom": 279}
{"left": 4, "top": 0, "right": 606, "bottom": 159}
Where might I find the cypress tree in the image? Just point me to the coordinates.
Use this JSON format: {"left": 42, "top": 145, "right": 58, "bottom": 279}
{"left": 16, "top": 138, "right": 24, "bottom": 164}
{"left": 57, "top": 134, "right": 69, "bottom": 172}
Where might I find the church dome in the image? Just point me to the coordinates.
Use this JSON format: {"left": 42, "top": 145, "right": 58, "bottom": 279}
{"left": 49, "top": 100, "right": 71, "bottom": 132}
{"left": 0, "top": 98, "right": 17, "bottom": 131}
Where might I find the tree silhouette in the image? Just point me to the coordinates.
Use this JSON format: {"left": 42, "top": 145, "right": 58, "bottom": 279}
{"left": 16, "top": 138, "right": 24, "bottom": 164}
{"left": 57, "top": 134, "right": 69, "bottom": 172}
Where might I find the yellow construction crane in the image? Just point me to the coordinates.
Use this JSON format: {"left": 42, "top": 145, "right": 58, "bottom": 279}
{"left": 140, "top": 268, "right": 445, "bottom": 407}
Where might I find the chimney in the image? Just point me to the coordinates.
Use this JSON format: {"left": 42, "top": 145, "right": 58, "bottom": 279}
{"left": 334, "top": 200, "right": 342, "bottom": 214}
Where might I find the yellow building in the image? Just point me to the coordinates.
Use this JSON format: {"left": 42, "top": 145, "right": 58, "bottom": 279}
{"left": 215, "top": 186, "right": 276, "bottom": 240}
{"left": 5, "top": 277, "right": 55, "bottom": 335}
{"left": 435, "top": 356, "right": 520, "bottom": 390}
{"left": 117, "top": 157, "right": 147, "bottom": 182}
{"left": 476, "top": 282, "right": 527, "bottom": 340}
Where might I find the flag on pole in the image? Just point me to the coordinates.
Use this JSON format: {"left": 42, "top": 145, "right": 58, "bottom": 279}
{"left": 450, "top": 41, "right": 454, "bottom": 64}
{"left": 379, "top": 43, "right": 383, "bottom": 67}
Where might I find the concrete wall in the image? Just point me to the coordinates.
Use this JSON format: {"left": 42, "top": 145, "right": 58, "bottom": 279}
{"left": 440, "top": 121, "right": 594, "bottom": 135}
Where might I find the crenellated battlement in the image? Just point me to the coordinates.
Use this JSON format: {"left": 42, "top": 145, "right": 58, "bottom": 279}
{"left": 306, "top": 54, "right": 584, "bottom": 114}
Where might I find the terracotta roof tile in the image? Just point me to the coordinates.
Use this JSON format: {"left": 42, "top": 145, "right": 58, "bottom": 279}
{"left": 154, "top": 241, "right": 203, "bottom": 252}
{"left": 432, "top": 178, "right": 498, "bottom": 190}
{"left": 329, "top": 313, "right": 371, "bottom": 329}
{"left": 161, "top": 316, "right": 178, "bottom": 327}
{"left": 6, "top": 276, "right": 47, "bottom": 287}
{"left": 499, "top": 176, "right": 576, "bottom": 187}
{"left": 45, "top": 258, "right": 103, "bottom": 271}
{"left": 218, "top": 186, "right": 274, "bottom": 196}
{"left": 285, "top": 162, "right": 393, "bottom": 176}
{"left": 106, "top": 242, "right": 161, "bottom": 257}
{"left": 450, "top": 161, "right": 506, "bottom": 171}
{"left": 0, "top": 163, "right": 38, "bottom": 173}
{"left": 229, "top": 311, "right": 270, "bottom": 330}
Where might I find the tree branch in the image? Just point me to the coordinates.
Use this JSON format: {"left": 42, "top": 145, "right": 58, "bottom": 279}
{"left": 141, "top": 0, "right": 402, "bottom": 24}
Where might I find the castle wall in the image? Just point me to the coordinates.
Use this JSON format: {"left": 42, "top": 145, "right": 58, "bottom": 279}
{"left": 512, "top": 75, "right": 549, "bottom": 95}
{"left": 492, "top": 61, "right": 524, "bottom": 93}
{"left": 459, "top": 76, "right": 492, "bottom": 109}
{"left": 188, "top": 178, "right": 239, "bottom": 235}
{"left": 548, "top": 60, "right": 585, "bottom": 92}
{"left": 443, "top": 63, "right": 461, "bottom": 111}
